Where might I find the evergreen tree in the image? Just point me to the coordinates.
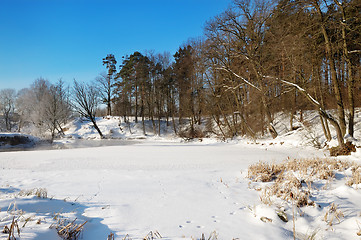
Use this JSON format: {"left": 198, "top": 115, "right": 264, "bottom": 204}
{"left": 101, "top": 54, "right": 117, "bottom": 116}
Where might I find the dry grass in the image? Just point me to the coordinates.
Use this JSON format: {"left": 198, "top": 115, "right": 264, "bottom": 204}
{"left": 143, "top": 231, "right": 162, "bottom": 240}
{"left": 105, "top": 231, "right": 162, "bottom": 240}
{"left": 107, "top": 232, "right": 115, "bottom": 240}
{"left": 346, "top": 166, "right": 361, "bottom": 188}
{"left": 357, "top": 220, "right": 361, "bottom": 236}
{"left": 301, "top": 228, "right": 320, "bottom": 240}
{"left": 50, "top": 218, "right": 87, "bottom": 240}
{"left": 248, "top": 158, "right": 352, "bottom": 184}
{"left": 247, "top": 161, "right": 284, "bottom": 182}
{"left": 18, "top": 188, "right": 48, "bottom": 198}
{"left": 247, "top": 157, "right": 360, "bottom": 239}
{"left": 248, "top": 158, "right": 356, "bottom": 207}
{"left": 197, "top": 231, "right": 218, "bottom": 240}
{"left": 323, "top": 203, "right": 344, "bottom": 226}
{"left": 2, "top": 217, "right": 21, "bottom": 240}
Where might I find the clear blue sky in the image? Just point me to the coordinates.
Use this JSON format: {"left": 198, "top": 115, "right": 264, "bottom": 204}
{"left": 0, "top": 0, "right": 232, "bottom": 90}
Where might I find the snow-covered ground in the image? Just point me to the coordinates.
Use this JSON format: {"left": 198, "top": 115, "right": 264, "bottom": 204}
{"left": 0, "top": 111, "right": 361, "bottom": 239}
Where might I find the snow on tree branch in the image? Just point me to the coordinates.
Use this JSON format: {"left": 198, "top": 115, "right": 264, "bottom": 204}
{"left": 216, "top": 67, "right": 261, "bottom": 91}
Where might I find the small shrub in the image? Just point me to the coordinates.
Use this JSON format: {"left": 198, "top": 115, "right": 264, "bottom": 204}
{"left": 0, "top": 135, "right": 32, "bottom": 146}
{"left": 323, "top": 203, "right": 344, "bottom": 226}
{"left": 329, "top": 142, "right": 356, "bottom": 156}
{"left": 346, "top": 166, "right": 361, "bottom": 187}
{"left": 50, "top": 218, "right": 87, "bottom": 240}
{"left": 268, "top": 171, "right": 313, "bottom": 207}
{"left": 199, "top": 231, "right": 218, "bottom": 240}
{"left": 178, "top": 126, "right": 206, "bottom": 140}
{"left": 18, "top": 188, "right": 47, "bottom": 198}
{"left": 143, "top": 231, "right": 162, "bottom": 240}
{"left": 247, "top": 161, "right": 284, "bottom": 182}
{"left": 2, "top": 217, "right": 20, "bottom": 240}
{"left": 107, "top": 232, "right": 115, "bottom": 240}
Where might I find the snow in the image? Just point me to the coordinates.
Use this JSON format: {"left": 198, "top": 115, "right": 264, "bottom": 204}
{"left": 0, "top": 141, "right": 325, "bottom": 240}
{"left": 61, "top": 117, "right": 178, "bottom": 140}
{"left": 0, "top": 111, "right": 361, "bottom": 239}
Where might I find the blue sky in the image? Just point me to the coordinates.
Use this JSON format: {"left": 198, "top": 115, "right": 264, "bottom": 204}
{"left": 0, "top": 0, "right": 232, "bottom": 90}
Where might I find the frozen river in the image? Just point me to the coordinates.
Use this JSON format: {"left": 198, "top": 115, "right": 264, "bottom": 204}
{"left": 0, "top": 138, "right": 140, "bottom": 152}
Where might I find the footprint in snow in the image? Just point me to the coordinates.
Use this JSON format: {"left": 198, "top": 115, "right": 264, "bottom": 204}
{"left": 197, "top": 226, "right": 205, "bottom": 229}
{"left": 186, "top": 220, "right": 193, "bottom": 224}
{"left": 230, "top": 211, "right": 237, "bottom": 215}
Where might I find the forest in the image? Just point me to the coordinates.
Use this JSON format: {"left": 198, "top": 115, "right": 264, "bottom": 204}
{"left": 0, "top": 0, "right": 360, "bottom": 149}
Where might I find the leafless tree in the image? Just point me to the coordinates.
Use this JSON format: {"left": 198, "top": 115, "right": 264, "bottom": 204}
{"left": 16, "top": 88, "right": 32, "bottom": 132}
{"left": 43, "top": 79, "right": 72, "bottom": 140}
{"left": 72, "top": 80, "right": 104, "bottom": 138}
{"left": 205, "top": 0, "right": 278, "bottom": 138}
{"left": 26, "top": 78, "right": 52, "bottom": 136}
{"left": 0, "top": 88, "right": 16, "bottom": 131}
{"left": 95, "top": 72, "right": 114, "bottom": 117}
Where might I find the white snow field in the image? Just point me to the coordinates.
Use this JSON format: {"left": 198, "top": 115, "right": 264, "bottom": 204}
{"left": 1, "top": 112, "right": 361, "bottom": 240}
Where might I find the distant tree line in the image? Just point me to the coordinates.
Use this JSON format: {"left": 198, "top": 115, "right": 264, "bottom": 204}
{"left": 0, "top": 79, "right": 72, "bottom": 139}
{"left": 0, "top": 0, "right": 360, "bottom": 148}
{"left": 102, "top": 0, "right": 361, "bottom": 147}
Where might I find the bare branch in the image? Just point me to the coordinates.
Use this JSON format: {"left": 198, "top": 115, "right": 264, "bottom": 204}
{"left": 216, "top": 67, "right": 261, "bottom": 91}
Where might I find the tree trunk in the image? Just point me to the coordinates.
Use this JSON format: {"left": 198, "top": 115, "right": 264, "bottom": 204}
{"left": 212, "top": 114, "right": 226, "bottom": 140}
{"left": 290, "top": 111, "right": 294, "bottom": 131}
{"left": 107, "top": 75, "right": 112, "bottom": 116}
{"left": 231, "top": 85, "right": 255, "bottom": 139}
{"left": 254, "top": 68, "right": 278, "bottom": 139}
{"left": 239, "top": 113, "right": 256, "bottom": 139}
{"left": 319, "top": 114, "right": 331, "bottom": 142}
{"left": 316, "top": 4, "right": 347, "bottom": 136}
{"left": 107, "top": 99, "right": 111, "bottom": 116}
{"left": 90, "top": 116, "right": 104, "bottom": 139}
{"left": 277, "top": 77, "right": 345, "bottom": 147}
{"left": 141, "top": 99, "right": 146, "bottom": 136}
{"left": 334, "top": 0, "right": 355, "bottom": 137}
{"left": 318, "top": 110, "right": 344, "bottom": 147}
{"left": 135, "top": 78, "right": 138, "bottom": 123}
{"left": 169, "top": 90, "right": 178, "bottom": 135}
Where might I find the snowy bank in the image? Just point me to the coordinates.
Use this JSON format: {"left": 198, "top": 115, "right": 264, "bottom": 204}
{"left": 0, "top": 133, "right": 38, "bottom": 150}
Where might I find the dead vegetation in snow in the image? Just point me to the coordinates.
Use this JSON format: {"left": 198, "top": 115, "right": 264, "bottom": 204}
{"left": 50, "top": 218, "right": 87, "bottom": 240}
{"left": 248, "top": 157, "right": 361, "bottom": 238}
{"left": 248, "top": 158, "right": 356, "bottom": 206}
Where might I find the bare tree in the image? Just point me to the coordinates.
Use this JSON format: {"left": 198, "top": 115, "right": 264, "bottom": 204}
{"left": 0, "top": 89, "right": 16, "bottom": 131}
{"left": 333, "top": 0, "right": 358, "bottom": 137}
{"left": 205, "top": 0, "right": 278, "bottom": 138}
{"left": 311, "top": 0, "right": 347, "bottom": 136}
{"left": 25, "top": 78, "right": 52, "bottom": 136}
{"left": 72, "top": 80, "right": 104, "bottom": 138}
{"left": 43, "top": 79, "right": 72, "bottom": 140}
{"left": 268, "top": 76, "right": 346, "bottom": 148}
{"left": 95, "top": 72, "right": 114, "bottom": 117}
{"left": 16, "top": 88, "right": 32, "bottom": 132}
{"left": 14, "top": 79, "right": 72, "bottom": 138}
